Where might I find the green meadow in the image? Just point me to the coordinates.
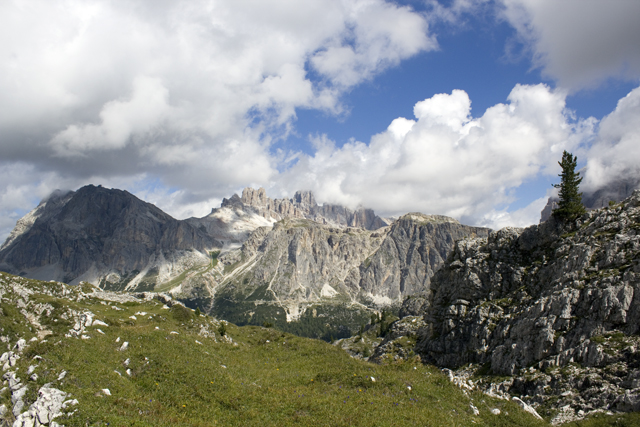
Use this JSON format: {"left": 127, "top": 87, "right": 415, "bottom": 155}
{"left": 0, "top": 273, "right": 638, "bottom": 426}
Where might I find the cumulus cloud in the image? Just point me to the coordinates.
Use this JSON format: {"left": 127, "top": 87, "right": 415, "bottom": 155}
{"left": 3, "top": 0, "right": 639, "bottom": 245}
{"left": 51, "top": 76, "right": 171, "bottom": 156}
{"left": 0, "top": 0, "right": 433, "bottom": 237}
{"left": 277, "top": 84, "right": 594, "bottom": 227}
{"left": 583, "top": 86, "right": 640, "bottom": 192}
{"left": 500, "top": 0, "right": 640, "bottom": 88}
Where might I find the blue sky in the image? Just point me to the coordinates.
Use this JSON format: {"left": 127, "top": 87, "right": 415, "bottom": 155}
{"left": 1, "top": 0, "right": 640, "bottom": 242}
{"left": 286, "top": 4, "right": 639, "bottom": 212}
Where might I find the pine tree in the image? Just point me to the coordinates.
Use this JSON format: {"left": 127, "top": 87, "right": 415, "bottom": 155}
{"left": 552, "top": 150, "right": 586, "bottom": 222}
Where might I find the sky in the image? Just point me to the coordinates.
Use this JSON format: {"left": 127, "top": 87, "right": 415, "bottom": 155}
{"left": 2, "top": 0, "right": 640, "bottom": 243}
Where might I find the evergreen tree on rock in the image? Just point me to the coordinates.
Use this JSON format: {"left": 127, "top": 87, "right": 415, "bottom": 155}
{"left": 553, "top": 150, "right": 586, "bottom": 222}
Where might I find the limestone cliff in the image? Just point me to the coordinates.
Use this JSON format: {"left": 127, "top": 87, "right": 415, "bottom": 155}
{"left": 240, "top": 187, "right": 390, "bottom": 230}
{"left": 202, "top": 213, "right": 489, "bottom": 339}
{"left": 358, "top": 213, "right": 489, "bottom": 304}
{"left": 403, "top": 190, "right": 640, "bottom": 421}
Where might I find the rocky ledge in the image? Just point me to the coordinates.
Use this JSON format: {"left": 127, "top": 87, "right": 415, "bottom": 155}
{"left": 369, "top": 190, "right": 640, "bottom": 423}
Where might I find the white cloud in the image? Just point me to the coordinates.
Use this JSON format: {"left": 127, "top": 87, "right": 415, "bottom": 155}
{"left": 4, "top": 0, "right": 638, "bottom": 246}
{"left": 277, "top": 84, "right": 594, "bottom": 225}
{"left": 583, "top": 85, "right": 640, "bottom": 192}
{"left": 0, "top": 0, "right": 434, "bottom": 241}
{"left": 500, "top": 0, "right": 640, "bottom": 88}
{"left": 51, "top": 76, "right": 171, "bottom": 156}
{"left": 311, "top": 1, "right": 435, "bottom": 87}
{"left": 479, "top": 194, "right": 550, "bottom": 230}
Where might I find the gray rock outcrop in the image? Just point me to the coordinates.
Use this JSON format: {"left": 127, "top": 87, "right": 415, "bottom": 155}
{"left": 207, "top": 213, "right": 489, "bottom": 338}
{"left": 410, "top": 189, "right": 640, "bottom": 419}
{"left": 240, "top": 187, "right": 390, "bottom": 230}
{"left": 358, "top": 213, "right": 489, "bottom": 304}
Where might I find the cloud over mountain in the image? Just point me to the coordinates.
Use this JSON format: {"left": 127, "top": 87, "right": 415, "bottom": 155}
{"left": 277, "top": 83, "right": 594, "bottom": 227}
{"left": 0, "top": 0, "right": 434, "bottom": 238}
{"left": 1, "top": 0, "right": 640, "bottom": 243}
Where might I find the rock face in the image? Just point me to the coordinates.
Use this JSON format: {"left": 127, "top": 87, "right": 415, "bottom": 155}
{"left": 358, "top": 213, "right": 489, "bottom": 304}
{"left": 185, "top": 193, "right": 275, "bottom": 248}
{"left": 1, "top": 184, "right": 489, "bottom": 341}
{"left": 214, "top": 219, "right": 384, "bottom": 323}
{"left": 0, "top": 185, "right": 220, "bottom": 286}
{"left": 240, "top": 187, "right": 390, "bottom": 230}
{"left": 206, "top": 213, "right": 489, "bottom": 339}
{"left": 410, "top": 190, "right": 640, "bottom": 420}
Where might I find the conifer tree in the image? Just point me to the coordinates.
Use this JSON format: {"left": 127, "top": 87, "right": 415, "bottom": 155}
{"left": 552, "top": 150, "right": 586, "bottom": 222}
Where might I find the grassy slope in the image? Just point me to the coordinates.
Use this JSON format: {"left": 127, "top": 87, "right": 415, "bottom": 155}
{"left": 0, "top": 272, "right": 636, "bottom": 426}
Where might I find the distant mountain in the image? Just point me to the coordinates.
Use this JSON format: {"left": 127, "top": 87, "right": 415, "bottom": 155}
{"left": 0, "top": 185, "right": 394, "bottom": 291}
{"left": 239, "top": 187, "right": 390, "bottom": 230}
{"left": 0, "top": 185, "right": 220, "bottom": 286}
{"left": 540, "top": 175, "right": 640, "bottom": 222}
{"left": 0, "top": 184, "right": 489, "bottom": 340}
{"left": 192, "top": 212, "right": 489, "bottom": 339}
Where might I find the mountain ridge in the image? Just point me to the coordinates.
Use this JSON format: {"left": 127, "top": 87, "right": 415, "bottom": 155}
{"left": 0, "top": 184, "right": 490, "bottom": 340}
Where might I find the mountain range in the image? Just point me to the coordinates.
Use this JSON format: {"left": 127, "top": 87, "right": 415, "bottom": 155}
{"left": 2, "top": 183, "right": 640, "bottom": 424}
{"left": 0, "top": 185, "right": 488, "bottom": 339}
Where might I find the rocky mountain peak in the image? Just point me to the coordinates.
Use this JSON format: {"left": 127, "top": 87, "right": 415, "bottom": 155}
{"left": 241, "top": 187, "right": 269, "bottom": 207}
{"left": 220, "top": 193, "right": 244, "bottom": 210}
{"left": 0, "top": 185, "right": 220, "bottom": 286}
{"left": 292, "top": 190, "right": 317, "bottom": 208}
{"left": 399, "top": 213, "right": 461, "bottom": 225}
{"left": 236, "top": 187, "right": 389, "bottom": 230}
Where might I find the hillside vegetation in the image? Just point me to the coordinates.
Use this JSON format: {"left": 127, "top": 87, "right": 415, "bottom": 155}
{"left": 0, "top": 272, "right": 549, "bottom": 427}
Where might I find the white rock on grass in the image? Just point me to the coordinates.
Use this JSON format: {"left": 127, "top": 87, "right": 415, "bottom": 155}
{"left": 12, "top": 385, "right": 28, "bottom": 416}
{"left": 62, "top": 399, "right": 78, "bottom": 409}
{"left": 102, "top": 388, "right": 111, "bottom": 396}
{"left": 119, "top": 342, "right": 129, "bottom": 351}
{"left": 512, "top": 397, "right": 543, "bottom": 420}
{"left": 470, "top": 403, "right": 480, "bottom": 416}
{"left": 12, "top": 384, "right": 67, "bottom": 427}
{"left": 491, "top": 408, "right": 501, "bottom": 415}
{"left": 92, "top": 320, "right": 108, "bottom": 327}
{"left": 14, "top": 339, "right": 27, "bottom": 352}
{"left": 4, "top": 371, "right": 22, "bottom": 391}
